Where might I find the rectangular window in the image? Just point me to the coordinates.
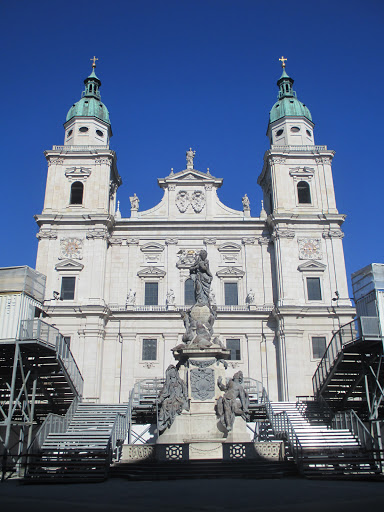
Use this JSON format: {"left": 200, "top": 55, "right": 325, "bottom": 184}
{"left": 61, "top": 277, "right": 76, "bottom": 300}
{"left": 145, "top": 282, "right": 158, "bottom": 305}
{"left": 63, "top": 336, "right": 71, "bottom": 348}
{"left": 226, "top": 339, "right": 241, "bottom": 360}
{"left": 306, "top": 277, "right": 322, "bottom": 301}
{"left": 312, "top": 336, "right": 326, "bottom": 359}
{"left": 225, "top": 282, "right": 238, "bottom": 305}
{"left": 142, "top": 339, "right": 157, "bottom": 360}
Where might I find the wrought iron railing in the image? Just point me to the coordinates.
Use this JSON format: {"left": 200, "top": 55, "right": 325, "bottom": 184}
{"left": 312, "top": 317, "right": 381, "bottom": 398}
{"left": 19, "top": 319, "right": 84, "bottom": 397}
{"left": 261, "top": 389, "right": 302, "bottom": 464}
{"left": 109, "top": 304, "right": 273, "bottom": 312}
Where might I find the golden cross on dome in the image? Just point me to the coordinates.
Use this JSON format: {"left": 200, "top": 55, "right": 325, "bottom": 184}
{"left": 279, "top": 56, "right": 287, "bottom": 68}
{"left": 90, "top": 56, "right": 98, "bottom": 69}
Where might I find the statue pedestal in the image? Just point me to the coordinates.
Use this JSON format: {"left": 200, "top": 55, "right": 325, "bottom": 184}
{"left": 157, "top": 347, "right": 251, "bottom": 460}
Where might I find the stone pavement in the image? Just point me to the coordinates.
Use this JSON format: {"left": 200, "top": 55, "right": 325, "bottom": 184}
{"left": 2, "top": 477, "right": 384, "bottom": 512}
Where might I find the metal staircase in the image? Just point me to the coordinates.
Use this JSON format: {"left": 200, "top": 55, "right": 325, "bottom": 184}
{"left": 25, "top": 403, "right": 130, "bottom": 483}
{"left": 263, "top": 394, "right": 382, "bottom": 478}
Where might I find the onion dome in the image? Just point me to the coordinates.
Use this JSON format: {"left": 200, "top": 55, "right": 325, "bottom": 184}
{"left": 66, "top": 64, "right": 110, "bottom": 125}
{"left": 269, "top": 67, "right": 312, "bottom": 124}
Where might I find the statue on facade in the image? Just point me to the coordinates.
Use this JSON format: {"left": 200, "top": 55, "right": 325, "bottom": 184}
{"left": 166, "top": 289, "right": 175, "bottom": 306}
{"left": 242, "top": 194, "right": 250, "bottom": 211}
{"left": 126, "top": 289, "right": 136, "bottom": 306}
{"left": 130, "top": 193, "right": 139, "bottom": 211}
{"left": 189, "top": 250, "right": 213, "bottom": 306}
{"left": 158, "top": 365, "right": 189, "bottom": 431}
{"left": 246, "top": 289, "right": 255, "bottom": 305}
{"left": 216, "top": 371, "right": 250, "bottom": 432}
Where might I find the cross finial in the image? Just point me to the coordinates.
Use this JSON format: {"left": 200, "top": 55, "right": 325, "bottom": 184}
{"left": 279, "top": 56, "right": 287, "bottom": 68}
{"left": 90, "top": 56, "right": 98, "bottom": 69}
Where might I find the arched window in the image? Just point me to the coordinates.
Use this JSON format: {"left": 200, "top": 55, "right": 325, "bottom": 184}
{"left": 70, "top": 181, "right": 84, "bottom": 205}
{"left": 184, "top": 278, "right": 195, "bottom": 305}
{"left": 297, "top": 181, "right": 311, "bottom": 204}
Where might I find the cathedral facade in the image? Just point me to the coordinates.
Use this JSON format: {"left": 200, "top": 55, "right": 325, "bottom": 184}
{"left": 35, "top": 62, "right": 355, "bottom": 403}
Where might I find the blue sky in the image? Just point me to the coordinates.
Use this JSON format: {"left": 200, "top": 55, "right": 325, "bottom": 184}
{"left": 1, "top": 0, "right": 383, "bottom": 293}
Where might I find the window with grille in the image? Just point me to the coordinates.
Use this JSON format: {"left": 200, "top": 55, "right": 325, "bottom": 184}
{"left": 312, "top": 336, "right": 326, "bottom": 359}
{"left": 60, "top": 277, "right": 76, "bottom": 300}
{"left": 226, "top": 339, "right": 241, "bottom": 360}
{"left": 225, "top": 282, "right": 238, "bottom": 305}
{"left": 142, "top": 339, "right": 157, "bottom": 360}
{"left": 306, "top": 277, "right": 322, "bottom": 301}
{"left": 145, "top": 282, "right": 158, "bottom": 305}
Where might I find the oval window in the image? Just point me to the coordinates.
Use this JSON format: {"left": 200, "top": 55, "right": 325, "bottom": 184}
{"left": 67, "top": 129, "right": 73, "bottom": 137}
{"left": 306, "top": 130, "right": 312, "bottom": 137}
{"left": 291, "top": 126, "right": 300, "bottom": 133}
{"left": 96, "top": 130, "right": 104, "bottom": 137}
{"left": 79, "top": 126, "right": 88, "bottom": 133}
{"left": 276, "top": 129, "right": 284, "bottom": 137}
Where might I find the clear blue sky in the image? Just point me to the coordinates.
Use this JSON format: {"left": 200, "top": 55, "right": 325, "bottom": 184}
{"left": 1, "top": 0, "right": 383, "bottom": 293}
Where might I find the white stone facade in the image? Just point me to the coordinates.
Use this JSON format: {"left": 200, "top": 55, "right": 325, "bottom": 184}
{"left": 35, "top": 72, "right": 355, "bottom": 404}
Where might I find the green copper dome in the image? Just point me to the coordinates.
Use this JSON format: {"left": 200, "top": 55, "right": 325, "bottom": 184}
{"left": 66, "top": 68, "right": 110, "bottom": 125}
{"left": 269, "top": 69, "right": 312, "bottom": 124}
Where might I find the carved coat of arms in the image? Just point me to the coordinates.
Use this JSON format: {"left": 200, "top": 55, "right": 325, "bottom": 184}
{"left": 190, "top": 368, "right": 215, "bottom": 400}
{"left": 176, "top": 190, "right": 190, "bottom": 213}
{"left": 191, "top": 190, "right": 205, "bottom": 213}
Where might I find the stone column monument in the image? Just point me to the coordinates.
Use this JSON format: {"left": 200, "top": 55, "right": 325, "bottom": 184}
{"left": 156, "top": 249, "right": 251, "bottom": 460}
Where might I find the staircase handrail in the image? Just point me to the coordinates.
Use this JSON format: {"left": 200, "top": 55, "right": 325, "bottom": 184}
{"left": 312, "top": 318, "right": 364, "bottom": 398}
{"left": 332, "top": 409, "right": 377, "bottom": 453}
{"left": 261, "top": 389, "right": 303, "bottom": 464}
{"left": 127, "top": 378, "right": 165, "bottom": 444}
{"left": 29, "top": 396, "right": 80, "bottom": 453}
{"left": 243, "top": 377, "right": 263, "bottom": 401}
{"left": 109, "top": 405, "right": 131, "bottom": 460}
{"left": 19, "top": 319, "right": 84, "bottom": 397}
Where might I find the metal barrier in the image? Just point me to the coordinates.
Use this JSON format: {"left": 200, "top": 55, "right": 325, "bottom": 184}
{"left": 312, "top": 317, "right": 381, "bottom": 397}
{"left": 19, "top": 319, "right": 84, "bottom": 397}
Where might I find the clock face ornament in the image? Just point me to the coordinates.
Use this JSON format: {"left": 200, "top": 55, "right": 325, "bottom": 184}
{"left": 298, "top": 238, "right": 322, "bottom": 260}
{"left": 60, "top": 238, "right": 83, "bottom": 259}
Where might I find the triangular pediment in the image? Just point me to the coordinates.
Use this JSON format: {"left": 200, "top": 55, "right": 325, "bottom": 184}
{"left": 55, "top": 259, "right": 84, "bottom": 271}
{"left": 137, "top": 267, "right": 166, "bottom": 277}
{"left": 65, "top": 167, "right": 92, "bottom": 180}
{"left": 298, "top": 260, "right": 326, "bottom": 272}
{"left": 216, "top": 267, "right": 245, "bottom": 277}
{"left": 158, "top": 168, "right": 223, "bottom": 189}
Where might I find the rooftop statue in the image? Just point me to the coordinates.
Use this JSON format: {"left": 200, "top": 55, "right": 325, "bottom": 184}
{"left": 186, "top": 147, "right": 196, "bottom": 169}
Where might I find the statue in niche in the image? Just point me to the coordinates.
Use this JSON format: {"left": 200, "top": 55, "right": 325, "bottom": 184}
{"left": 130, "top": 193, "right": 139, "bottom": 211}
{"left": 242, "top": 194, "right": 250, "bottom": 210}
{"left": 189, "top": 249, "right": 213, "bottom": 306}
{"left": 158, "top": 365, "right": 189, "bottom": 432}
{"left": 166, "top": 289, "right": 175, "bottom": 306}
{"left": 216, "top": 371, "right": 250, "bottom": 432}
{"left": 126, "top": 289, "right": 136, "bottom": 306}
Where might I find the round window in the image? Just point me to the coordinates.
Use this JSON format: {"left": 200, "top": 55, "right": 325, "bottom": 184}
{"left": 276, "top": 129, "right": 284, "bottom": 137}
{"left": 79, "top": 126, "right": 89, "bottom": 133}
{"left": 306, "top": 130, "right": 312, "bottom": 137}
{"left": 67, "top": 129, "right": 73, "bottom": 137}
{"left": 96, "top": 130, "right": 104, "bottom": 137}
{"left": 291, "top": 126, "right": 300, "bottom": 133}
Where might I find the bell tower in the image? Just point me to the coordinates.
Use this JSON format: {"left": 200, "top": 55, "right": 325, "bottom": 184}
{"left": 258, "top": 58, "right": 354, "bottom": 400}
